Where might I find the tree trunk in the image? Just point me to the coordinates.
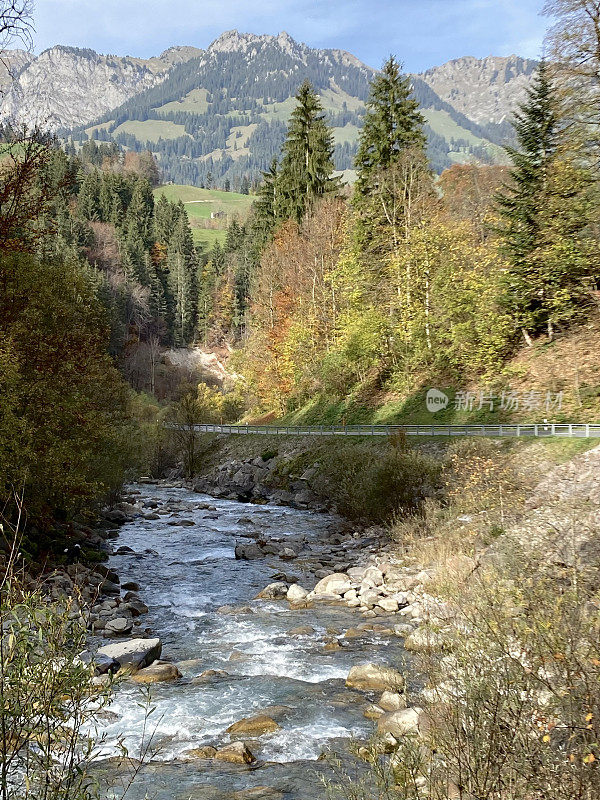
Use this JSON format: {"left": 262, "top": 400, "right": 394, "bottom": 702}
{"left": 522, "top": 328, "right": 534, "bottom": 348}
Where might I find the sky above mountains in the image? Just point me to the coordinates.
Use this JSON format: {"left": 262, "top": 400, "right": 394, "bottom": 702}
{"left": 34, "top": 0, "right": 547, "bottom": 71}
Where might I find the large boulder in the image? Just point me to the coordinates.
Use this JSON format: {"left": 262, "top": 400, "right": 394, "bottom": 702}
{"left": 214, "top": 741, "right": 256, "bottom": 765}
{"left": 404, "top": 626, "right": 449, "bottom": 653}
{"left": 346, "top": 663, "right": 405, "bottom": 692}
{"left": 226, "top": 715, "right": 280, "bottom": 736}
{"left": 132, "top": 662, "right": 181, "bottom": 683}
{"left": 235, "top": 542, "right": 264, "bottom": 560}
{"left": 97, "top": 638, "right": 162, "bottom": 670}
{"left": 104, "top": 617, "right": 133, "bottom": 637}
{"left": 286, "top": 584, "right": 308, "bottom": 603}
{"left": 377, "top": 707, "right": 423, "bottom": 737}
{"left": 312, "top": 573, "right": 351, "bottom": 596}
{"left": 256, "top": 582, "right": 288, "bottom": 600}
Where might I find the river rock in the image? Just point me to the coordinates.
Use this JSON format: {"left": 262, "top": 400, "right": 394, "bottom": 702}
{"left": 288, "top": 625, "right": 314, "bottom": 636}
{"left": 256, "top": 582, "right": 288, "bottom": 600}
{"left": 104, "top": 617, "right": 133, "bottom": 636}
{"left": 97, "top": 637, "right": 162, "bottom": 669}
{"left": 122, "top": 581, "right": 140, "bottom": 591}
{"left": 377, "top": 706, "right": 423, "bottom": 737}
{"left": 191, "top": 669, "right": 230, "bottom": 684}
{"left": 347, "top": 567, "right": 366, "bottom": 581}
{"left": 121, "top": 598, "right": 149, "bottom": 617}
{"left": 214, "top": 741, "right": 256, "bottom": 765}
{"left": 132, "top": 662, "right": 181, "bottom": 683}
{"left": 379, "top": 690, "right": 407, "bottom": 712}
{"left": 279, "top": 548, "right": 297, "bottom": 560}
{"left": 404, "top": 626, "right": 449, "bottom": 653}
{"left": 186, "top": 746, "right": 218, "bottom": 759}
{"left": 360, "top": 589, "right": 382, "bottom": 608}
{"left": 312, "top": 573, "right": 351, "bottom": 596}
{"left": 286, "top": 584, "right": 308, "bottom": 603}
{"left": 227, "top": 714, "right": 280, "bottom": 736}
{"left": 218, "top": 604, "right": 254, "bottom": 615}
{"left": 78, "top": 650, "right": 119, "bottom": 675}
{"left": 233, "top": 788, "right": 283, "bottom": 800}
{"left": 346, "top": 663, "right": 405, "bottom": 692}
{"left": 100, "top": 580, "right": 121, "bottom": 596}
{"left": 364, "top": 704, "right": 385, "bottom": 720}
{"left": 377, "top": 597, "right": 399, "bottom": 613}
{"left": 364, "top": 567, "right": 384, "bottom": 586}
{"left": 235, "top": 543, "right": 264, "bottom": 560}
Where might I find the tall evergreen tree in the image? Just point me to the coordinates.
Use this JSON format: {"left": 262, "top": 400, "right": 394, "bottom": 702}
{"left": 496, "top": 62, "right": 559, "bottom": 272}
{"left": 277, "top": 81, "right": 341, "bottom": 224}
{"left": 495, "top": 61, "right": 578, "bottom": 340}
{"left": 355, "top": 56, "right": 425, "bottom": 197}
{"left": 77, "top": 171, "right": 101, "bottom": 221}
{"left": 167, "top": 214, "right": 198, "bottom": 345}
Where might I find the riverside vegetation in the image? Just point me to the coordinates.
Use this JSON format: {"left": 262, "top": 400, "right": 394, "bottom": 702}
{"left": 2, "top": 0, "right": 600, "bottom": 798}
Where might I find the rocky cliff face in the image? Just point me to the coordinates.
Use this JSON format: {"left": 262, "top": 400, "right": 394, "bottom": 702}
{"left": 0, "top": 45, "right": 198, "bottom": 131}
{"left": 0, "top": 49, "right": 33, "bottom": 93}
{"left": 418, "top": 55, "right": 537, "bottom": 124}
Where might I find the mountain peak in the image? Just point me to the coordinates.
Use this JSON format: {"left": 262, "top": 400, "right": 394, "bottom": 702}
{"left": 207, "top": 29, "right": 303, "bottom": 57}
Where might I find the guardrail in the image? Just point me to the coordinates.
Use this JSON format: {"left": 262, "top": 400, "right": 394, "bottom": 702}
{"left": 170, "top": 423, "right": 600, "bottom": 439}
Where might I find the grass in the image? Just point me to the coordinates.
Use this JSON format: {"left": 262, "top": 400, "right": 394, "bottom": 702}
{"left": 156, "top": 88, "right": 210, "bottom": 115}
{"left": 333, "top": 123, "right": 362, "bottom": 146}
{"left": 424, "top": 109, "right": 506, "bottom": 163}
{"left": 192, "top": 228, "right": 227, "bottom": 249}
{"left": 113, "top": 119, "right": 189, "bottom": 144}
{"left": 153, "top": 184, "right": 254, "bottom": 221}
{"left": 84, "top": 121, "right": 114, "bottom": 138}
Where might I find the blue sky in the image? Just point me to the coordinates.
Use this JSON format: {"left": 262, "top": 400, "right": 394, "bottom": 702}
{"left": 33, "top": 0, "right": 547, "bottom": 71}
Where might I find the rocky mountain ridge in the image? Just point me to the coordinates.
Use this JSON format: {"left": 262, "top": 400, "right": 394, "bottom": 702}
{"left": 419, "top": 54, "right": 538, "bottom": 124}
{"left": 0, "top": 32, "right": 536, "bottom": 181}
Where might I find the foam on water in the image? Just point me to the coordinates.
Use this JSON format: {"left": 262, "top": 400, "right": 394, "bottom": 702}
{"left": 91, "top": 485, "right": 405, "bottom": 797}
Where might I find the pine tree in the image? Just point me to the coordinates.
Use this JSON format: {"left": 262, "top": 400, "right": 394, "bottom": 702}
{"left": 253, "top": 159, "right": 279, "bottom": 237}
{"left": 154, "top": 194, "right": 176, "bottom": 245}
{"left": 77, "top": 171, "right": 101, "bottom": 221}
{"left": 352, "top": 58, "right": 432, "bottom": 269}
{"left": 355, "top": 56, "right": 425, "bottom": 197}
{"left": 496, "top": 62, "right": 568, "bottom": 340}
{"left": 277, "top": 81, "right": 341, "bottom": 224}
{"left": 167, "top": 214, "right": 198, "bottom": 345}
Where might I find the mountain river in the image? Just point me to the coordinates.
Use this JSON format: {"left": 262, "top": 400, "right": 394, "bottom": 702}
{"left": 91, "top": 483, "right": 407, "bottom": 800}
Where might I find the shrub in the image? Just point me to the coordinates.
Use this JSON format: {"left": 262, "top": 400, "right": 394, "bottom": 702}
{"left": 0, "top": 563, "right": 111, "bottom": 800}
{"left": 315, "top": 442, "right": 441, "bottom": 522}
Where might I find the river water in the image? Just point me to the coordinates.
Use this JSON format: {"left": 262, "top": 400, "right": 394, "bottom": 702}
{"left": 92, "top": 484, "right": 406, "bottom": 800}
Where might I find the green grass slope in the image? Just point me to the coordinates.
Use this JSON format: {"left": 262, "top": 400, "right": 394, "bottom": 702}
{"left": 154, "top": 184, "right": 254, "bottom": 247}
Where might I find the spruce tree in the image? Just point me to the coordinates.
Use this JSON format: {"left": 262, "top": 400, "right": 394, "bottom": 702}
{"left": 77, "top": 171, "right": 101, "bottom": 221}
{"left": 167, "top": 214, "right": 198, "bottom": 345}
{"left": 277, "top": 81, "right": 340, "bottom": 224}
{"left": 253, "top": 159, "right": 279, "bottom": 237}
{"left": 355, "top": 56, "right": 425, "bottom": 197}
{"left": 496, "top": 62, "right": 567, "bottom": 339}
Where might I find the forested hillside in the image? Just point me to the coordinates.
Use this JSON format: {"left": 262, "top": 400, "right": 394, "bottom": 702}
{"left": 0, "top": 32, "right": 534, "bottom": 187}
{"left": 66, "top": 32, "right": 522, "bottom": 184}
{"left": 186, "top": 53, "right": 600, "bottom": 427}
